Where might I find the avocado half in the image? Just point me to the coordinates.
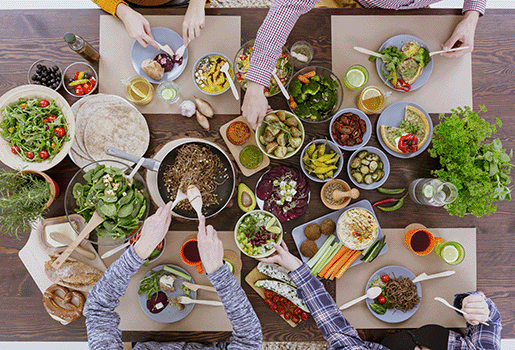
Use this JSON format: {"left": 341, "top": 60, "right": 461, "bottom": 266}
{"left": 238, "top": 183, "right": 256, "bottom": 212}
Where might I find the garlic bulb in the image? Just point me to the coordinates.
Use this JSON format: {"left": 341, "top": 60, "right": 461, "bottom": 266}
{"left": 179, "top": 100, "right": 196, "bottom": 117}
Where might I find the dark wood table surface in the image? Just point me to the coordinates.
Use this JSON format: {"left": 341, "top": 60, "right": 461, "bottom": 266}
{"left": 0, "top": 7, "right": 514, "bottom": 343}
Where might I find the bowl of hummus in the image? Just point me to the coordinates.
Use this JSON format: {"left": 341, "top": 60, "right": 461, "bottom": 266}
{"left": 192, "top": 53, "right": 234, "bottom": 95}
{"left": 337, "top": 207, "right": 378, "bottom": 250}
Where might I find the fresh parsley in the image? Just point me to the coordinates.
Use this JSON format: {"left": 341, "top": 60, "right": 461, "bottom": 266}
{"left": 399, "top": 120, "right": 421, "bottom": 135}
{"left": 428, "top": 105, "right": 513, "bottom": 217}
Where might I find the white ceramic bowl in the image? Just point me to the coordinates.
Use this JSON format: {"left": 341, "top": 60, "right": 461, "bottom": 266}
{"left": 347, "top": 146, "right": 390, "bottom": 190}
{"left": 234, "top": 210, "right": 283, "bottom": 258}
{"left": 192, "top": 53, "right": 234, "bottom": 96}
{"left": 329, "top": 108, "right": 371, "bottom": 151}
{"left": 300, "top": 139, "right": 344, "bottom": 183}
{"left": 336, "top": 207, "right": 378, "bottom": 250}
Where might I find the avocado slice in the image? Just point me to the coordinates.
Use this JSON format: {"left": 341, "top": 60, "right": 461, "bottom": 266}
{"left": 238, "top": 183, "right": 256, "bottom": 212}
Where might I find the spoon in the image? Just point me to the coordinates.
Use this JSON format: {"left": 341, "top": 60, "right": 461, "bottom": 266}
{"left": 187, "top": 185, "right": 203, "bottom": 218}
{"left": 333, "top": 188, "right": 360, "bottom": 202}
{"left": 272, "top": 68, "right": 289, "bottom": 100}
{"left": 339, "top": 286, "right": 382, "bottom": 310}
{"left": 220, "top": 62, "right": 239, "bottom": 100}
{"left": 434, "top": 297, "right": 489, "bottom": 326}
{"left": 176, "top": 296, "right": 222, "bottom": 306}
{"left": 100, "top": 241, "right": 131, "bottom": 259}
{"left": 49, "top": 232, "right": 96, "bottom": 260}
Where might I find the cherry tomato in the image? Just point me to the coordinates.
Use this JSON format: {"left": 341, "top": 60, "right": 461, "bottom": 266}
{"left": 292, "top": 316, "right": 301, "bottom": 323}
{"left": 273, "top": 295, "right": 281, "bottom": 303}
{"left": 74, "top": 71, "right": 80, "bottom": 80}
{"left": 269, "top": 303, "right": 278, "bottom": 311}
{"left": 377, "top": 296, "right": 386, "bottom": 304}
{"left": 264, "top": 299, "right": 273, "bottom": 306}
{"left": 284, "top": 312, "right": 292, "bottom": 320}
{"left": 11, "top": 145, "right": 20, "bottom": 154}
{"left": 20, "top": 103, "right": 27, "bottom": 109}
{"left": 8, "top": 126, "right": 14, "bottom": 133}
{"left": 45, "top": 124, "right": 49, "bottom": 130}
{"left": 51, "top": 142, "right": 57, "bottom": 150}
{"left": 74, "top": 85, "right": 84, "bottom": 96}
{"left": 89, "top": 76, "right": 97, "bottom": 86}
{"left": 381, "top": 274, "right": 390, "bottom": 283}
{"left": 48, "top": 115, "right": 57, "bottom": 122}
{"left": 276, "top": 306, "right": 285, "bottom": 315}
{"left": 285, "top": 301, "right": 294, "bottom": 309}
{"left": 264, "top": 291, "right": 274, "bottom": 299}
{"left": 54, "top": 127, "right": 66, "bottom": 137}
{"left": 300, "top": 312, "right": 309, "bottom": 321}
{"left": 39, "top": 100, "right": 49, "bottom": 108}
{"left": 39, "top": 150, "right": 49, "bottom": 159}
{"left": 26, "top": 151, "right": 34, "bottom": 159}
{"left": 82, "top": 82, "right": 93, "bottom": 94}
{"left": 293, "top": 307, "right": 302, "bottom": 316}
{"left": 43, "top": 118, "right": 49, "bottom": 123}
{"left": 279, "top": 297, "right": 287, "bottom": 304}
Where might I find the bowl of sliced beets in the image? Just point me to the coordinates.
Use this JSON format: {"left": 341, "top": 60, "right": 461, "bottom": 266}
{"left": 255, "top": 165, "right": 310, "bottom": 222}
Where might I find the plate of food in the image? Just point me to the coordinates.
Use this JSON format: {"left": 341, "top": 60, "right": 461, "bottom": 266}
{"left": 234, "top": 210, "right": 283, "bottom": 258}
{"left": 137, "top": 264, "right": 197, "bottom": 323}
{"left": 131, "top": 27, "right": 188, "bottom": 84}
{"left": 255, "top": 165, "right": 310, "bottom": 222}
{"left": 193, "top": 53, "right": 234, "bottom": 95}
{"left": 347, "top": 147, "right": 390, "bottom": 189}
{"left": 374, "top": 35, "right": 433, "bottom": 92}
{"left": 255, "top": 111, "right": 304, "bottom": 160}
{"left": 366, "top": 265, "right": 422, "bottom": 323}
{"left": 234, "top": 39, "right": 293, "bottom": 97}
{"left": 377, "top": 101, "right": 433, "bottom": 158}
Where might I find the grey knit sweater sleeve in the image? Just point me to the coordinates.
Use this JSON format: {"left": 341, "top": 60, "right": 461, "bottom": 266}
{"left": 83, "top": 245, "right": 262, "bottom": 350}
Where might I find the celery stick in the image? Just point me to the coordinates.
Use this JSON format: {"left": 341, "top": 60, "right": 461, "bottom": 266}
{"left": 306, "top": 235, "right": 335, "bottom": 268}
{"left": 313, "top": 242, "right": 343, "bottom": 276}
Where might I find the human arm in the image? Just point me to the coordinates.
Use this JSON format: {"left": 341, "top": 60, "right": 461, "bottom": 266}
{"left": 242, "top": 0, "right": 318, "bottom": 129}
{"left": 182, "top": 0, "right": 206, "bottom": 46}
{"left": 448, "top": 291, "right": 502, "bottom": 349}
{"left": 198, "top": 216, "right": 263, "bottom": 349}
{"left": 259, "top": 241, "right": 384, "bottom": 349}
{"left": 115, "top": 3, "right": 160, "bottom": 50}
{"left": 441, "top": 7, "right": 482, "bottom": 58}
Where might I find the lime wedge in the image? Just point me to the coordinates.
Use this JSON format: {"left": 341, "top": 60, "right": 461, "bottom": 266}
{"left": 441, "top": 245, "right": 459, "bottom": 263}
{"left": 346, "top": 69, "right": 365, "bottom": 88}
{"left": 362, "top": 87, "right": 381, "bottom": 100}
{"left": 160, "top": 87, "right": 177, "bottom": 101}
{"left": 224, "top": 259, "right": 235, "bottom": 274}
{"left": 266, "top": 217, "right": 277, "bottom": 230}
{"left": 267, "top": 226, "right": 281, "bottom": 234}
{"left": 422, "top": 184, "right": 434, "bottom": 198}
{"left": 130, "top": 84, "right": 147, "bottom": 99}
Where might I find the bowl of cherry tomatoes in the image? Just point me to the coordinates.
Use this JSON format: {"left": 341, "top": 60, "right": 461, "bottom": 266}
{"left": 63, "top": 62, "right": 98, "bottom": 97}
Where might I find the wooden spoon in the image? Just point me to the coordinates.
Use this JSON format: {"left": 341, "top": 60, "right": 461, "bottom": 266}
{"left": 51, "top": 211, "right": 104, "bottom": 269}
{"left": 333, "top": 188, "right": 360, "bottom": 202}
{"left": 49, "top": 232, "right": 96, "bottom": 260}
{"left": 187, "top": 185, "right": 203, "bottom": 218}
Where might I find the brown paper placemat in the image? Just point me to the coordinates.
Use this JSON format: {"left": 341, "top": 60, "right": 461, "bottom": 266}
{"left": 331, "top": 16, "right": 472, "bottom": 113}
{"left": 110, "top": 231, "right": 240, "bottom": 332}
{"left": 99, "top": 15, "right": 241, "bottom": 114}
{"left": 336, "top": 227, "right": 476, "bottom": 328}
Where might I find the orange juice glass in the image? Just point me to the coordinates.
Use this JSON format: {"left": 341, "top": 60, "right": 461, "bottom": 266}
{"left": 357, "top": 86, "right": 385, "bottom": 113}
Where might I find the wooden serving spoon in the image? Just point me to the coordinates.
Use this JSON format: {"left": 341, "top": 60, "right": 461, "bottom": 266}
{"left": 49, "top": 232, "right": 96, "bottom": 260}
{"left": 187, "top": 185, "right": 203, "bottom": 218}
{"left": 51, "top": 211, "right": 104, "bottom": 269}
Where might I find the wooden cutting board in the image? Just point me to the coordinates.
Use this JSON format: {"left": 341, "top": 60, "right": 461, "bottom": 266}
{"left": 245, "top": 266, "right": 299, "bottom": 327}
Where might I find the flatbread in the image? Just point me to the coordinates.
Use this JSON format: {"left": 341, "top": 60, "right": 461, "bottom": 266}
{"left": 84, "top": 105, "right": 149, "bottom": 164}
{"left": 69, "top": 148, "right": 94, "bottom": 169}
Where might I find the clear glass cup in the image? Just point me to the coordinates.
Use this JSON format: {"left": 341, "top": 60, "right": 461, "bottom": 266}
{"left": 121, "top": 75, "right": 154, "bottom": 105}
{"left": 344, "top": 64, "right": 368, "bottom": 90}
{"left": 156, "top": 80, "right": 180, "bottom": 104}
{"left": 408, "top": 178, "right": 458, "bottom": 207}
{"left": 434, "top": 241, "right": 465, "bottom": 265}
{"left": 290, "top": 41, "right": 314, "bottom": 69}
{"left": 357, "top": 86, "right": 387, "bottom": 113}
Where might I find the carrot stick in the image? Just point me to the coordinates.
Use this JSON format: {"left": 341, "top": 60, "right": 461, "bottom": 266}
{"left": 332, "top": 250, "right": 362, "bottom": 280}
{"left": 323, "top": 248, "right": 354, "bottom": 279}
{"left": 318, "top": 246, "right": 349, "bottom": 278}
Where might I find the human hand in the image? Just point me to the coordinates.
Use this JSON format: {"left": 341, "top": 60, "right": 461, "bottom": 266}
{"left": 182, "top": 0, "right": 206, "bottom": 46}
{"left": 133, "top": 201, "right": 173, "bottom": 260}
{"left": 116, "top": 3, "right": 159, "bottom": 50}
{"left": 197, "top": 215, "right": 224, "bottom": 274}
{"left": 441, "top": 10, "right": 479, "bottom": 58}
{"left": 462, "top": 294, "right": 490, "bottom": 325}
{"left": 258, "top": 240, "right": 303, "bottom": 272}
{"left": 241, "top": 81, "right": 269, "bottom": 130}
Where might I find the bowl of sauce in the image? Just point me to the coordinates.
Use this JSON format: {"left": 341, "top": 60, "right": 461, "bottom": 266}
{"left": 239, "top": 145, "right": 263, "bottom": 169}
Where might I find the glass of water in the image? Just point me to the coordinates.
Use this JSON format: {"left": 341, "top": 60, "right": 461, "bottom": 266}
{"left": 408, "top": 178, "right": 458, "bottom": 207}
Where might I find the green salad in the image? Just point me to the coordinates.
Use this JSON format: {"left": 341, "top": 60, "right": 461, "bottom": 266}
{"left": 73, "top": 164, "right": 147, "bottom": 239}
{"left": 236, "top": 211, "right": 281, "bottom": 256}
{"left": 0, "top": 98, "right": 69, "bottom": 161}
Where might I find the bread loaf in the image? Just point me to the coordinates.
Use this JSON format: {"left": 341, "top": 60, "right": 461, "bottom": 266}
{"left": 141, "top": 58, "right": 164, "bottom": 80}
{"left": 45, "top": 257, "right": 103, "bottom": 293}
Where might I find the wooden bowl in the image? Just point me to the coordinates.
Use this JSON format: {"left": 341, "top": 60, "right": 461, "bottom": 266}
{"left": 320, "top": 179, "right": 359, "bottom": 210}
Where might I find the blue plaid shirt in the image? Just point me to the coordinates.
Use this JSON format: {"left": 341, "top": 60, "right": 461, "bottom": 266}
{"left": 289, "top": 264, "right": 502, "bottom": 350}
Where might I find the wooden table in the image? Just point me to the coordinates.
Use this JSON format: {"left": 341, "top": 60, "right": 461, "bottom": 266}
{"left": 0, "top": 7, "right": 514, "bottom": 342}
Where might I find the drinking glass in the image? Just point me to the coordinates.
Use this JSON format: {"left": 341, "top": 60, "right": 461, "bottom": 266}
{"left": 357, "top": 86, "right": 387, "bottom": 113}
{"left": 121, "top": 75, "right": 154, "bottom": 105}
{"left": 344, "top": 64, "right": 368, "bottom": 90}
{"left": 434, "top": 241, "right": 465, "bottom": 265}
{"left": 408, "top": 178, "right": 458, "bottom": 207}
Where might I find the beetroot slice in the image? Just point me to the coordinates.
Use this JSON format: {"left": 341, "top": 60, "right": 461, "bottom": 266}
{"left": 147, "top": 291, "right": 168, "bottom": 314}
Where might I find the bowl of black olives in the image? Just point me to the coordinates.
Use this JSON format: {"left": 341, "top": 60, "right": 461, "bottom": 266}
{"left": 27, "top": 59, "right": 62, "bottom": 91}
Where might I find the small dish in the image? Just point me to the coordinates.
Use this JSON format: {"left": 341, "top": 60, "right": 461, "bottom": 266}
{"left": 320, "top": 179, "right": 358, "bottom": 210}
{"left": 192, "top": 53, "right": 234, "bottom": 96}
{"left": 27, "top": 59, "right": 62, "bottom": 91}
{"left": 62, "top": 62, "right": 98, "bottom": 97}
{"left": 347, "top": 146, "right": 390, "bottom": 190}
{"left": 300, "top": 139, "right": 343, "bottom": 183}
{"left": 329, "top": 108, "right": 371, "bottom": 151}
{"left": 336, "top": 207, "right": 378, "bottom": 250}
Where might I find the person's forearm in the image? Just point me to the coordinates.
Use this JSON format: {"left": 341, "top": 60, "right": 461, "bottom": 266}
{"left": 246, "top": 0, "right": 318, "bottom": 87}
{"left": 207, "top": 263, "right": 262, "bottom": 349}
{"left": 92, "top": 0, "right": 126, "bottom": 17}
{"left": 462, "top": 0, "right": 485, "bottom": 16}
{"left": 83, "top": 246, "right": 144, "bottom": 350}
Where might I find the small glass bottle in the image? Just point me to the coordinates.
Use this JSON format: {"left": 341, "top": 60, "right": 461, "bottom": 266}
{"left": 63, "top": 32, "right": 100, "bottom": 63}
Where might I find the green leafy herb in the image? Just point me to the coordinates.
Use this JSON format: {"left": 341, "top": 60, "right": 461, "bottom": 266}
{"left": 428, "top": 105, "right": 513, "bottom": 217}
{"left": 399, "top": 120, "right": 421, "bottom": 135}
{"left": 138, "top": 270, "right": 164, "bottom": 300}
{"left": 0, "top": 170, "right": 51, "bottom": 238}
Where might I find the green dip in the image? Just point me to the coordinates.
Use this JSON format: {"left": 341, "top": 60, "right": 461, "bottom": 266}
{"left": 239, "top": 145, "right": 263, "bottom": 169}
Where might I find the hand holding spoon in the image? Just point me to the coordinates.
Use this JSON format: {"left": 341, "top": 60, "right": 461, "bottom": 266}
{"left": 434, "top": 297, "right": 489, "bottom": 326}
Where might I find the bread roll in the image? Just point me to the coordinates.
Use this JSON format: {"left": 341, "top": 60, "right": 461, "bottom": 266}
{"left": 141, "top": 58, "right": 164, "bottom": 80}
{"left": 45, "top": 257, "right": 103, "bottom": 293}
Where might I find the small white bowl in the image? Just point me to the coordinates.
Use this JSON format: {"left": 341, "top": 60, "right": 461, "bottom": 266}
{"left": 329, "top": 108, "right": 371, "bottom": 151}
{"left": 347, "top": 146, "right": 390, "bottom": 190}
{"left": 300, "top": 139, "right": 343, "bottom": 183}
{"left": 192, "top": 53, "right": 234, "bottom": 96}
{"left": 234, "top": 210, "right": 283, "bottom": 259}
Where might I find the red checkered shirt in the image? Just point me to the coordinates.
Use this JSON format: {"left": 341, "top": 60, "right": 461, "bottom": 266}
{"left": 246, "top": 0, "right": 486, "bottom": 87}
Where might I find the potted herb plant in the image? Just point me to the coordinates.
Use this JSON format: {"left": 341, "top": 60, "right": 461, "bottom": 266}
{"left": 0, "top": 169, "right": 58, "bottom": 238}
{"left": 429, "top": 105, "right": 513, "bottom": 217}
